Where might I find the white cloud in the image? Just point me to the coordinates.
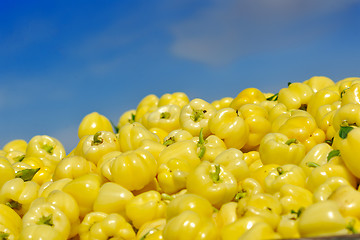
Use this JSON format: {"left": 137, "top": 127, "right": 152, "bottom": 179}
{"left": 169, "top": 0, "right": 359, "bottom": 65}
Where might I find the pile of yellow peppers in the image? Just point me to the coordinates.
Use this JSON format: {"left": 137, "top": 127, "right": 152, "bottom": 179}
{"left": 2, "top": 76, "right": 360, "bottom": 240}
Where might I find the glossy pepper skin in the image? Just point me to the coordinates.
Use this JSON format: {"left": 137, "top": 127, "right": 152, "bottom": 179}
{"left": 303, "top": 76, "right": 335, "bottom": 93}
{"left": 135, "top": 94, "right": 159, "bottom": 123}
{"left": 162, "top": 210, "right": 219, "bottom": 240}
{"left": 0, "top": 203, "right": 22, "bottom": 240}
{"left": 208, "top": 108, "right": 249, "bottom": 149}
{"left": 3, "top": 139, "right": 27, "bottom": 153}
{"left": 19, "top": 225, "right": 65, "bottom": 240}
{"left": 136, "top": 218, "right": 166, "bottom": 240}
{"left": 307, "top": 87, "right": 340, "bottom": 118}
{"left": 142, "top": 104, "right": 181, "bottom": 132}
{"left": 186, "top": 161, "right": 237, "bottom": 208}
{"left": 341, "top": 82, "right": 360, "bottom": 106}
{"left": 0, "top": 157, "right": 15, "bottom": 189}
{"left": 117, "top": 109, "right": 136, "bottom": 130}
{"left": 278, "top": 184, "right": 313, "bottom": 215}
{"left": 108, "top": 149, "right": 157, "bottom": 191}
{"left": 220, "top": 216, "right": 266, "bottom": 240}
{"left": 230, "top": 87, "right": 266, "bottom": 110}
{"left": 52, "top": 155, "right": 96, "bottom": 180}
{"left": 158, "top": 92, "right": 190, "bottom": 108}
{"left": 313, "top": 176, "right": 351, "bottom": 202}
{"left": 328, "top": 185, "right": 360, "bottom": 218}
{"left": 277, "top": 82, "right": 314, "bottom": 110}
{"left": 211, "top": 97, "right": 233, "bottom": 110}
{"left": 179, "top": 98, "right": 217, "bottom": 137}
{"left": 78, "top": 112, "right": 114, "bottom": 139}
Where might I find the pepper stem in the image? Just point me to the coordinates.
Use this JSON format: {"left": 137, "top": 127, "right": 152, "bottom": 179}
{"left": 129, "top": 113, "right": 136, "bottom": 124}
{"left": 234, "top": 190, "right": 247, "bottom": 201}
{"left": 160, "top": 112, "right": 171, "bottom": 119}
{"left": 14, "top": 155, "right": 25, "bottom": 162}
{"left": 346, "top": 218, "right": 358, "bottom": 234}
{"left": 0, "top": 232, "right": 9, "bottom": 240}
{"left": 197, "top": 128, "right": 206, "bottom": 159}
{"left": 190, "top": 109, "right": 206, "bottom": 122}
{"left": 161, "top": 193, "right": 174, "bottom": 201}
{"left": 163, "top": 137, "right": 175, "bottom": 147}
{"left": 285, "top": 138, "right": 297, "bottom": 145}
{"left": 5, "top": 199, "right": 22, "bottom": 210}
{"left": 93, "top": 132, "right": 103, "bottom": 145}
{"left": 306, "top": 162, "right": 320, "bottom": 168}
{"left": 16, "top": 168, "right": 40, "bottom": 181}
{"left": 277, "top": 167, "right": 284, "bottom": 175}
{"left": 36, "top": 214, "right": 54, "bottom": 226}
{"left": 41, "top": 144, "right": 54, "bottom": 154}
{"left": 210, "top": 164, "right": 221, "bottom": 183}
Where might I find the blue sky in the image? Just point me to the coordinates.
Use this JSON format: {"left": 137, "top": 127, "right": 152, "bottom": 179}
{"left": 1, "top": 0, "right": 360, "bottom": 152}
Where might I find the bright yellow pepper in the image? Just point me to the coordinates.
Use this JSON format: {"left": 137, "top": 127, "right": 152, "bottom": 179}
{"left": 19, "top": 225, "right": 65, "bottom": 240}
{"left": 238, "top": 221, "right": 281, "bottom": 240}
{"left": 162, "top": 210, "right": 219, "bottom": 240}
{"left": 179, "top": 98, "right": 217, "bottom": 137}
{"left": 162, "top": 129, "right": 193, "bottom": 146}
{"left": 62, "top": 173, "right": 102, "bottom": 218}
{"left": 220, "top": 216, "right": 265, "bottom": 240}
{"left": 52, "top": 155, "right": 96, "bottom": 180}
{"left": 136, "top": 218, "right": 166, "bottom": 240}
{"left": 158, "top": 92, "right": 189, "bottom": 108}
{"left": 78, "top": 112, "right": 114, "bottom": 139}
{"left": 137, "top": 139, "right": 166, "bottom": 161}
{"left": 0, "top": 203, "right": 22, "bottom": 240}
{"left": 22, "top": 198, "right": 71, "bottom": 239}
{"left": 315, "top": 101, "right": 341, "bottom": 140}
{"left": 117, "top": 122, "right": 160, "bottom": 152}
{"left": 276, "top": 212, "right": 300, "bottom": 239}
{"left": 235, "top": 178, "right": 263, "bottom": 202}
{"left": 97, "top": 150, "right": 121, "bottom": 182}
{"left": 214, "top": 201, "right": 238, "bottom": 229}
{"left": 211, "top": 97, "right": 233, "bottom": 110}
{"left": 277, "top": 82, "right": 314, "bottom": 110}
{"left": 142, "top": 104, "right": 181, "bottom": 132}
{"left": 208, "top": 108, "right": 249, "bottom": 149}
{"left": 230, "top": 87, "right": 266, "bottom": 110}
{"left": 3, "top": 139, "right": 27, "bottom": 153}
{"left": 0, "top": 157, "right": 15, "bottom": 189}
{"left": 250, "top": 163, "right": 280, "bottom": 189}
{"left": 117, "top": 109, "right": 136, "bottom": 130}
{"left": 259, "top": 132, "right": 306, "bottom": 165}
{"left": 186, "top": 161, "right": 237, "bottom": 208}
{"left": 148, "top": 127, "right": 169, "bottom": 143}
{"left": 307, "top": 87, "right": 340, "bottom": 118}
{"left": 135, "top": 94, "right": 159, "bottom": 123}
{"left": 125, "top": 190, "right": 166, "bottom": 229}
{"left": 313, "top": 176, "right": 351, "bottom": 202}
{"left": 192, "top": 134, "right": 227, "bottom": 162}
{"left": 278, "top": 184, "right": 313, "bottom": 215}
{"left": 298, "top": 142, "right": 333, "bottom": 176}
{"left": 297, "top": 200, "right": 348, "bottom": 237}
{"left": 303, "top": 76, "right": 335, "bottom": 92}
{"left": 328, "top": 185, "right": 360, "bottom": 219}
{"left": 79, "top": 212, "right": 136, "bottom": 240}
{"left": 38, "top": 178, "right": 72, "bottom": 198}
{"left": 93, "top": 182, "right": 134, "bottom": 217}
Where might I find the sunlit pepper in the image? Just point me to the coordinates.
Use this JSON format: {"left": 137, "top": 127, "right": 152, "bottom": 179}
{"left": 278, "top": 184, "right": 313, "bottom": 214}
{"left": 208, "top": 108, "right": 249, "bottom": 149}
{"left": 237, "top": 192, "right": 282, "bottom": 229}
{"left": 250, "top": 164, "right": 280, "bottom": 190}
{"left": 137, "top": 218, "right": 166, "bottom": 240}
{"left": 237, "top": 104, "right": 272, "bottom": 151}
{"left": 4, "top": 150, "right": 26, "bottom": 164}
{"left": 237, "top": 221, "right": 281, "bottom": 240}
{"left": 79, "top": 211, "right": 136, "bottom": 240}
{"left": 93, "top": 182, "right": 134, "bottom": 217}
{"left": 148, "top": 127, "right": 169, "bottom": 144}
{"left": 158, "top": 92, "right": 189, "bottom": 108}
{"left": 117, "top": 109, "right": 136, "bottom": 130}
{"left": 137, "top": 139, "right": 166, "bottom": 161}
{"left": 179, "top": 98, "right": 217, "bottom": 137}
{"left": 276, "top": 212, "right": 301, "bottom": 239}
{"left": 214, "top": 201, "right": 238, "bottom": 229}
{"left": 53, "top": 155, "right": 96, "bottom": 180}
{"left": 303, "top": 76, "right": 335, "bottom": 93}
{"left": 97, "top": 150, "right": 121, "bottom": 182}
{"left": 328, "top": 185, "right": 360, "bottom": 219}
{"left": 81, "top": 131, "right": 120, "bottom": 165}
{"left": 335, "top": 77, "right": 360, "bottom": 95}
{"left": 162, "top": 210, "right": 219, "bottom": 240}
{"left": 0, "top": 177, "right": 39, "bottom": 216}
{"left": 298, "top": 200, "right": 348, "bottom": 237}
{"left": 78, "top": 112, "right": 114, "bottom": 139}
{"left": 259, "top": 132, "right": 306, "bottom": 165}
{"left": 315, "top": 101, "right": 341, "bottom": 140}
{"left": 186, "top": 161, "right": 237, "bottom": 208}
{"left": 125, "top": 190, "right": 166, "bottom": 229}
{"left": 109, "top": 149, "right": 157, "bottom": 191}
{"left": 162, "top": 129, "right": 193, "bottom": 147}
{"left": 235, "top": 178, "right": 263, "bottom": 202}
{"left": 62, "top": 173, "right": 102, "bottom": 218}
{"left": 142, "top": 104, "right": 181, "bottom": 132}
{"left": 211, "top": 97, "right": 233, "bottom": 110}
{"left": 220, "top": 216, "right": 265, "bottom": 240}
{"left": 117, "top": 122, "right": 160, "bottom": 152}
{"left": 341, "top": 82, "right": 360, "bottom": 106}
{"left": 0, "top": 157, "right": 15, "bottom": 189}
{"left": 22, "top": 198, "right": 71, "bottom": 239}
{"left": 307, "top": 87, "right": 340, "bottom": 118}
{"left": 277, "top": 82, "right": 314, "bottom": 110}
{"left": 230, "top": 87, "right": 266, "bottom": 110}
{"left": 3, "top": 139, "right": 27, "bottom": 153}
{"left": 192, "top": 134, "right": 227, "bottom": 162}
{"left": 38, "top": 178, "right": 72, "bottom": 198}
{"left": 135, "top": 94, "right": 159, "bottom": 122}
{"left": 26, "top": 135, "right": 66, "bottom": 166}
{"left": 298, "top": 142, "right": 333, "bottom": 176}
{"left": 0, "top": 203, "right": 22, "bottom": 240}
{"left": 19, "top": 225, "right": 65, "bottom": 240}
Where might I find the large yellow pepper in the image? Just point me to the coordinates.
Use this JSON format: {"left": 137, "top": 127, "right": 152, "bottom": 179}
{"left": 313, "top": 176, "right": 351, "bottom": 202}
{"left": 79, "top": 212, "right": 136, "bottom": 240}
{"left": 109, "top": 149, "right": 157, "bottom": 191}
{"left": 62, "top": 173, "right": 102, "bottom": 218}
{"left": 117, "top": 122, "right": 160, "bottom": 152}
{"left": 278, "top": 184, "right": 313, "bottom": 214}
{"left": 314, "top": 100, "right": 341, "bottom": 140}
{"left": 3, "top": 139, "right": 27, "bottom": 153}
{"left": 78, "top": 112, "right": 114, "bottom": 139}
{"left": 52, "top": 155, "right": 96, "bottom": 180}
{"left": 220, "top": 216, "right": 266, "bottom": 240}
{"left": 117, "top": 109, "right": 136, "bottom": 130}
{"left": 186, "top": 161, "right": 237, "bottom": 208}
{"left": 125, "top": 190, "right": 167, "bottom": 229}
{"left": 307, "top": 87, "right": 340, "bottom": 117}
{"left": 341, "top": 82, "right": 360, "bottom": 106}
{"left": 0, "top": 204, "right": 22, "bottom": 240}
{"left": 303, "top": 76, "right": 335, "bottom": 93}
{"left": 298, "top": 142, "right": 333, "bottom": 176}
{"left": 277, "top": 82, "right": 314, "bottom": 110}
{"left": 162, "top": 129, "right": 193, "bottom": 147}
{"left": 211, "top": 97, "right": 233, "bottom": 110}
{"left": 230, "top": 87, "right": 266, "bottom": 110}
{"left": 259, "top": 132, "right": 306, "bottom": 165}
{"left": 158, "top": 92, "right": 189, "bottom": 108}
{"left": 137, "top": 218, "right": 166, "bottom": 240}
{"left": 238, "top": 221, "right": 281, "bottom": 240}
{"left": 142, "top": 104, "right": 181, "bottom": 132}
{"left": 328, "top": 185, "right": 360, "bottom": 219}
{"left": 135, "top": 94, "right": 159, "bottom": 123}
{"left": 179, "top": 98, "right": 216, "bottom": 137}
{"left": 38, "top": 178, "right": 72, "bottom": 198}
{"left": 19, "top": 225, "right": 65, "bottom": 240}
{"left": 162, "top": 210, "right": 219, "bottom": 240}
{"left": 208, "top": 108, "right": 249, "bottom": 149}
{"left": 0, "top": 157, "right": 15, "bottom": 189}
{"left": 192, "top": 134, "right": 227, "bottom": 162}
{"left": 235, "top": 178, "right": 263, "bottom": 202}
{"left": 276, "top": 212, "right": 301, "bottom": 239}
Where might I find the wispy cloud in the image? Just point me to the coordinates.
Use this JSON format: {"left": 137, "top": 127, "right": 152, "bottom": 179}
{"left": 169, "top": 0, "right": 359, "bottom": 65}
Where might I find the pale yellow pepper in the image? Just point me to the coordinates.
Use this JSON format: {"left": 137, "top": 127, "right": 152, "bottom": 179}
{"left": 78, "top": 112, "right": 114, "bottom": 139}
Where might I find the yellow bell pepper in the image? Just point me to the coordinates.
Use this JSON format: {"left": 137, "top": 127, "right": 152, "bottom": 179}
{"left": 38, "top": 178, "right": 72, "bottom": 198}
{"left": 299, "top": 142, "right": 334, "bottom": 176}
{"left": 313, "top": 176, "right": 351, "bottom": 202}
{"left": 237, "top": 192, "right": 282, "bottom": 229}
{"left": 26, "top": 135, "right": 66, "bottom": 166}
{"left": 117, "top": 109, "right": 136, "bottom": 129}
{"left": 148, "top": 127, "right": 169, "bottom": 143}
{"left": 315, "top": 100, "right": 341, "bottom": 140}
{"left": 109, "top": 149, "right": 157, "bottom": 191}
{"left": 230, "top": 87, "right": 266, "bottom": 110}
{"left": 259, "top": 132, "right": 306, "bottom": 165}
{"left": 0, "top": 203, "right": 22, "bottom": 240}
{"left": 0, "top": 177, "right": 39, "bottom": 216}
{"left": 179, "top": 98, "right": 216, "bottom": 137}
{"left": 250, "top": 163, "right": 280, "bottom": 190}
{"left": 0, "top": 157, "right": 15, "bottom": 189}
{"left": 142, "top": 104, "right": 181, "bottom": 132}
{"left": 78, "top": 112, "right": 114, "bottom": 139}
{"left": 214, "top": 201, "right": 238, "bottom": 229}
{"left": 53, "top": 155, "right": 96, "bottom": 180}
{"left": 303, "top": 76, "right": 335, "bottom": 93}
{"left": 93, "top": 182, "right": 134, "bottom": 217}
{"left": 276, "top": 212, "right": 301, "bottom": 239}
{"left": 297, "top": 200, "right": 348, "bottom": 237}
{"left": 328, "top": 185, "right": 360, "bottom": 218}
{"left": 341, "top": 82, "right": 360, "bottom": 106}
{"left": 157, "top": 157, "right": 191, "bottom": 194}
{"left": 220, "top": 216, "right": 265, "bottom": 240}
{"left": 135, "top": 94, "right": 159, "bottom": 123}
{"left": 3, "top": 139, "right": 27, "bottom": 153}
{"left": 125, "top": 190, "right": 166, "bottom": 229}
{"left": 192, "top": 134, "right": 227, "bottom": 162}
{"left": 237, "top": 104, "right": 272, "bottom": 151}
{"left": 278, "top": 184, "right": 313, "bottom": 214}
{"left": 118, "top": 122, "right": 160, "bottom": 152}
{"left": 162, "top": 129, "right": 193, "bottom": 146}
{"left": 4, "top": 150, "right": 25, "bottom": 164}
{"left": 237, "top": 221, "right": 281, "bottom": 240}
{"left": 138, "top": 139, "right": 166, "bottom": 161}
{"left": 186, "top": 161, "right": 237, "bottom": 208}
{"left": 79, "top": 212, "right": 136, "bottom": 240}
{"left": 22, "top": 198, "right": 71, "bottom": 239}
{"left": 235, "top": 178, "right": 263, "bottom": 202}
{"left": 307, "top": 87, "right": 340, "bottom": 118}
{"left": 137, "top": 218, "right": 166, "bottom": 240}
{"left": 162, "top": 210, "right": 219, "bottom": 240}
{"left": 208, "top": 108, "right": 249, "bottom": 149}
{"left": 277, "top": 82, "right": 314, "bottom": 110}
{"left": 211, "top": 97, "right": 233, "bottom": 110}
{"left": 97, "top": 150, "right": 121, "bottom": 182}
{"left": 81, "top": 131, "right": 120, "bottom": 165}
{"left": 158, "top": 92, "right": 189, "bottom": 108}
{"left": 214, "top": 148, "right": 249, "bottom": 182}
{"left": 19, "top": 225, "right": 65, "bottom": 240}
{"left": 62, "top": 173, "right": 102, "bottom": 218}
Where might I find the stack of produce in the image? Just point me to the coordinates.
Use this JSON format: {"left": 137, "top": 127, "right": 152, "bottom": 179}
{"left": 1, "top": 76, "right": 360, "bottom": 240}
